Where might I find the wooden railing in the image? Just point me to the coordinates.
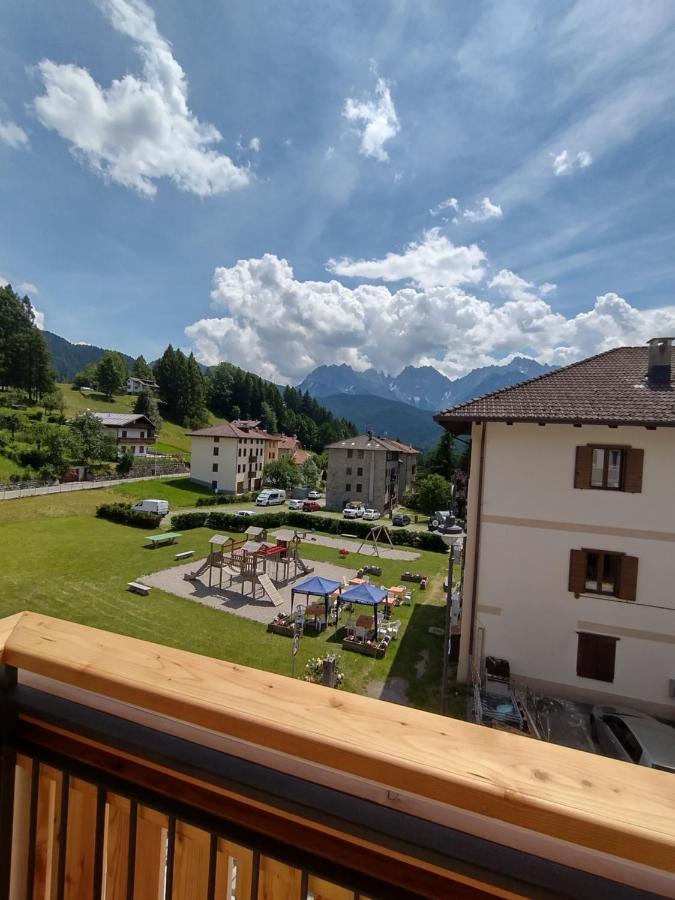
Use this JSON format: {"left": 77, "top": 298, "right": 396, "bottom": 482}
{"left": 1, "top": 612, "right": 674, "bottom": 899}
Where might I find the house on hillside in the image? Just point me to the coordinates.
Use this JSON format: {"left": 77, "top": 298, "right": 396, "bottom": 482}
{"left": 276, "top": 434, "right": 312, "bottom": 467}
{"left": 325, "top": 432, "right": 418, "bottom": 512}
{"left": 92, "top": 412, "right": 156, "bottom": 457}
{"left": 126, "top": 376, "right": 159, "bottom": 395}
{"left": 188, "top": 420, "right": 280, "bottom": 494}
{"left": 435, "top": 337, "right": 675, "bottom": 718}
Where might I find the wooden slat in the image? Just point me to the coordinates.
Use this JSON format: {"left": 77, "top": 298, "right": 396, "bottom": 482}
{"left": 171, "top": 821, "right": 211, "bottom": 899}
{"left": 132, "top": 806, "right": 167, "bottom": 900}
{"left": 307, "top": 875, "right": 354, "bottom": 900}
{"left": 256, "top": 855, "right": 303, "bottom": 900}
{"left": 9, "top": 755, "right": 32, "bottom": 900}
{"left": 215, "top": 840, "right": 254, "bottom": 900}
{"left": 63, "top": 777, "right": 98, "bottom": 900}
{"left": 32, "top": 765, "right": 61, "bottom": 900}
{"left": 103, "top": 795, "right": 130, "bottom": 900}
{"left": 2, "top": 612, "right": 675, "bottom": 874}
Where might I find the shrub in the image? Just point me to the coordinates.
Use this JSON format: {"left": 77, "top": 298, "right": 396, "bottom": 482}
{"left": 171, "top": 512, "right": 208, "bottom": 530}
{"left": 195, "top": 492, "right": 256, "bottom": 507}
{"left": 206, "top": 510, "right": 286, "bottom": 532}
{"left": 96, "top": 502, "right": 161, "bottom": 528}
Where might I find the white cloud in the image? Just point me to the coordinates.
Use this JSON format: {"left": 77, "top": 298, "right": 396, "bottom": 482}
{"left": 343, "top": 76, "right": 400, "bottom": 162}
{"left": 248, "top": 136, "right": 261, "bottom": 153}
{"left": 0, "top": 119, "right": 28, "bottom": 148}
{"left": 325, "top": 145, "right": 335, "bottom": 160}
{"left": 185, "top": 248, "right": 675, "bottom": 383}
{"left": 18, "top": 281, "right": 39, "bottom": 296}
{"left": 33, "top": 0, "right": 249, "bottom": 197}
{"left": 0, "top": 275, "right": 8, "bottom": 287}
{"left": 29, "top": 303, "right": 45, "bottom": 330}
{"left": 429, "top": 197, "right": 459, "bottom": 217}
{"left": 552, "top": 149, "right": 593, "bottom": 176}
{"left": 326, "top": 228, "right": 486, "bottom": 289}
{"left": 463, "top": 196, "right": 503, "bottom": 222}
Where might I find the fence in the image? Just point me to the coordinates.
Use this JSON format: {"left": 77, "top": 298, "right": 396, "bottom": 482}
{"left": 0, "top": 467, "right": 188, "bottom": 501}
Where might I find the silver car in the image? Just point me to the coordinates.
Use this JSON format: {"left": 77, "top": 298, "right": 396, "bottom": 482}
{"left": 590, "top": 705, "right": 675, "bottom": 773}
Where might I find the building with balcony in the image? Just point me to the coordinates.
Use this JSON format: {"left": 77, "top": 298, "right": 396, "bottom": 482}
{"left": 91, "top": 412, "right": 156, "bottom": 457}
{"left": 324, "top": 432, "right": 418, "bottom": 512}
{"left": 436, "top": 338, "right": 675, "bottom": 718}
{"left": 187, "top": 420, "right": 280, "bottom": 494}
{"left": 126, "top": 376, "right": 159, "bottom": 395}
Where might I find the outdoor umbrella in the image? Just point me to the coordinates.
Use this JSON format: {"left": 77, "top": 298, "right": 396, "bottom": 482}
{"left": 340, "top": 582, "right": 388, "bottom": 636}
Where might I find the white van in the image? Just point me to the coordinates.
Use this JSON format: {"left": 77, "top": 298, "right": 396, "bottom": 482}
{"left": 131, "top": 499, "right": 169, "bottom": 516}
{"left": 256, "top": 489, "right": 286, "bottom": 506}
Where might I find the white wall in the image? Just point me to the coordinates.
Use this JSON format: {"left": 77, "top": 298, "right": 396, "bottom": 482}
{"left": 190, "top": 437, "right": 237, "bottom": 491}
{"left": 473, "top": 422, "right": 675, "bottom": 715}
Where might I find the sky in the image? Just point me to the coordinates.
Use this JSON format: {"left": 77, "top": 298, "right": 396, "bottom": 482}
{"left": 2, "top": 0, "right": 675, "bottom": 383}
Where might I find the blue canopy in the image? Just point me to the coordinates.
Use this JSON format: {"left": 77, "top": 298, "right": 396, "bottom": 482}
{"left": 292, "top": 575, "right": 341, "bottom": 597}
{"left": 340, "top": 583, "right": 387, "bottom": 605}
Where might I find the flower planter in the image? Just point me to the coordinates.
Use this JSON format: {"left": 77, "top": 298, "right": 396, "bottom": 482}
{"left": 267, "top": 623, "right": 294, "bottom": 637}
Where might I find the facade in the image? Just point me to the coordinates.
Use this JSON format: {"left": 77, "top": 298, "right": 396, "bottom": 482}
{"left": 92, "top": 412, "right": 156, "bottom": 457}
{"left": 126, "top": 376, "right": 159, "bottom": 395}
{"left": 325, "top": 433, "right": 418, "bottom": 512}
{"left": 436, "top": 339, "right": 675, "bottom": 718}
{"left": 187, "top": 420, "right": 280, "bottom": 493}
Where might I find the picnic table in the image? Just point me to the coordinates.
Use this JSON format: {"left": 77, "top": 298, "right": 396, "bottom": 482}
{"left": 145, "top": 532, "right": 182, "bottom": 548}
{"left": 348, "top": 577, "right": 367, "bottom": 586}
{"left": 387, "top": 585, "right": 406, "bottom": 600}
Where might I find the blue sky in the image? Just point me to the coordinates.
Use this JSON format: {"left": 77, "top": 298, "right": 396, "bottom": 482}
{"left": 1, "top": 0, "right": 675, "bottom": 382}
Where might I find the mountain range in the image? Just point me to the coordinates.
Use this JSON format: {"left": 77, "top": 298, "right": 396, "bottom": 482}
{"left": 44, "top": 331, "right": 135, "bottom": 381}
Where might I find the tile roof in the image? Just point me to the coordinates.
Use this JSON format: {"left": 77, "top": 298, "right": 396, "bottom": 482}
{"left": 325, "top": 434, "right": 419, "bottom": 454}
{"left": 186, "top": 422, "right": 278, "bottom": 440}
{"left": 435, "top": 346, "right": 675, "bottom": 428}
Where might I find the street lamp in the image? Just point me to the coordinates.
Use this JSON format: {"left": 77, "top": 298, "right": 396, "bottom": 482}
{"left": 440, "top": 531, "right": 465, "bottom": 715}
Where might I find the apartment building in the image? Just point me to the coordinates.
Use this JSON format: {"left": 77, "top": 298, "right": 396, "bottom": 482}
{"left": 436, "top": 338, "right": 675, "bottom": 717}
{"left": 92, "top": 412, "right": 156, "bottom": 457}
{"left": 188, "top": 420, "right": 279, "bottom": 493}
{"left": 325, "top": 432, "right": 418, "bottom": 512}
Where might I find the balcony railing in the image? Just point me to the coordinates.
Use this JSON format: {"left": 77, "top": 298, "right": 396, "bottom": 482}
{"left": 1, "top": 612, "right": 674, "bottom": 899}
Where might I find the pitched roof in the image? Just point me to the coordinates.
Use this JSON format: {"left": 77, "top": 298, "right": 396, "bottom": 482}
{"left": 291, "top": 449, "right": 312, "bottom": 466}
{"left": 186, "top": 422, "right": 278, "bottom": 440}
{"left": 91, "top": 412, "right": 155, "bottom": 428}
{"left": 276, "top": 434, "right": 301, "bottom": 451}
{"left": 435, "top": 346, "right": 675, "bottom": 428}
{"left": 325, "top": 434, "right": 419, "bottom": 454}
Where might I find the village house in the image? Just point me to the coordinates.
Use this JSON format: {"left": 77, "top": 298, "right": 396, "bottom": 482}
{"left": 91, "top": 411, "right": 156, "bottom": 457}
{"left": 188, "top": 419, "right": 280, "bottom": 493}
{"left": 436, "top": 338, "right": 675, "bottom": 718}
{"left": 275, "top": 433, "right": 312, "bottom": 467}
{"left": 325, "top": 432, "right": 419, "bottom": 512}
{"left": 126, "top": 375, "right": 159, "bottom": 395}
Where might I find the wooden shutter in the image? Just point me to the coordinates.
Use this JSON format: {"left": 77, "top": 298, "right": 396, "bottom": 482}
{"left": 576, "top": 633, "right": 595, "bottom": 678}
{"left": 617, "top": 555, "right": 639, "bottom": 601}
{"left": 568, "top": 549, "right": 587, "bottom": 594}
{"left": 574, "top": 446, "right": 593, "bottom": 489}
{"left": 595, "top": 635, "right": 618, "bottom": 682}
{"left": 623, "top": 448, "right": 644, "bottom": 493}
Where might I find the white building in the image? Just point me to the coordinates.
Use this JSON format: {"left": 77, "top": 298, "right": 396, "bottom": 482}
{"left": 92, "top": 412, "right": 156, "bottom": 457}
{"left": 126, "top": 376, "right": 159, "bottom": 395}
{"left": 436, "top": 338, "right": 675, "bottom": 718}
{"left": 187, "top": 421, "right": 280, "bottom": 494}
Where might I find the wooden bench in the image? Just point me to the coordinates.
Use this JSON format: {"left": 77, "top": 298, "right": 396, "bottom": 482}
{"left": 174, "top": 550, "right": 195, "bottom": 561}
{"left": 127, "top": 582, "right": 151, "bottom": 596}
{"left": 145, "top": 532, "right": 182, "bottom": 549}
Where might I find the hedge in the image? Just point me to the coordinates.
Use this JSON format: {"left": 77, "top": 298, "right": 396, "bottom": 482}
{"left": 170, "top": 508, "right": 447, "bottom": 551}
{"left": 96, "top": 502, "right": 161, "bottom": 529}
{"left": 195, "top": 492, "right": 257, "bottom": 507}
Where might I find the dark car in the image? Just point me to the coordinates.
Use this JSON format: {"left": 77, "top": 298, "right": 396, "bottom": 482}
{"left": 427, "top": 510, "right": 462, "bottom": 533}
{"left": 392, "top": 513, "right": 411, "bottom": 527}
{"left": 302, "top": 500, "right": 321, "bottom": 512}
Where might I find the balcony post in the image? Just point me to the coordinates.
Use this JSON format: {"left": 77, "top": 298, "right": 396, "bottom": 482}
{"left": 0, "top": 663, "right": 18, "bottom": 900}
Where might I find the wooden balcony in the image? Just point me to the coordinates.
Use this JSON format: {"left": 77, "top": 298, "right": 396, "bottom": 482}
{"left": 1, "top": 611, "right": 674, "bottom": 898}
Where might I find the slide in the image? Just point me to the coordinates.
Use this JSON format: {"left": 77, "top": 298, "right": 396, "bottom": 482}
{"left": 185, "top": 557, "right": 211, "bottom": 581}
{"left": 258, "top": 574, "right": 284, "bottom": 607}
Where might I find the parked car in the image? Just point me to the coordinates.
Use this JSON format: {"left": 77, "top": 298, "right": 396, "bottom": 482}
{"left": 302, "top": 500, "right": 321, "bottom": 512}
{"left": 590, "top": 705, "right": 675, "bottom": 773}
{"left": 307, "top": 490, "right": 322, "bottom": 500}
{"left": 343, "top": 503, "right": 365, "bottom": 518}
{"left": 363, "top": 508, "right": 381, "bottom": 521}
{"left": 287, "top": 498, "right": 304, "bottom": 510}
{"left": 131, "top": 499, "right": 169, "bottom": 516}
{"left": 235, "top": 509, "right": 256, "bottom": 518}
{"left": 392, "top": 513, "right": 411, "bottom": 527}
{"left": 256, "top": 489, "right": 286, "bottom": 506}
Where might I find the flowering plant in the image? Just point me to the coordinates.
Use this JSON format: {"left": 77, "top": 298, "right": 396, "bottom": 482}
{"left": 303, "top": 654, "right": 345, "bottom": 687}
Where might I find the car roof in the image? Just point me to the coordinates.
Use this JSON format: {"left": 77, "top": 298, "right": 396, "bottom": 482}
{"left": 598, "top": 708, "right": 675, "bottom": 767}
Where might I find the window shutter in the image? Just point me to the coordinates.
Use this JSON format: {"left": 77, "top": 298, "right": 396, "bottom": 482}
{"left": 617, "top": 555, "right": 639, "bottom": 602}
{"left": 574, "top": 446, "right": 593, "bottom": 489}
{"left": 623, "top": 448, "right": 644, "bottom": 493}
{"left": 595, "top": 635, "right": 617, "bottom": 682}
{"left": 568, "top": 549, "right": 587, "bottom": 594}
{"left": 576, "top": 634, "right": 595, "bottom": 678}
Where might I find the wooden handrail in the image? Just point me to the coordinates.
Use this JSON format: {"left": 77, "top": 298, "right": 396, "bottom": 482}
{"left": 2, "top": 611, "right": 675, "bottom": 876}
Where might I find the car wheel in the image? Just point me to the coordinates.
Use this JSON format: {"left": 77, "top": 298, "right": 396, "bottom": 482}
{"left": 430, "top": 519, "right": 440, "bottom": 528}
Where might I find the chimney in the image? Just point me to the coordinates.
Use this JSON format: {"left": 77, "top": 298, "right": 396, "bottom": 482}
{"left": 367, "top": 429, "right": 374, "bottom": 442}
{"left": 647, "top": 337, "right": 673, "bottom": 386}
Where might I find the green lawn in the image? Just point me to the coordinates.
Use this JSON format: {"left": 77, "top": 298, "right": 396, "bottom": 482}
{"left": 113, "top": 476, "right": 213, "bottom": 508}
{"left": 0, "top": 488, "right": 462, "bottom": 715}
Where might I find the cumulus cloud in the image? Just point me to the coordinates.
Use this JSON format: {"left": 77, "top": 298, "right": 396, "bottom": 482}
{"left": 184, "top": 248, "right": 675, "bottom": 383}
{"left": 326, "top": 228, "right": 486, "bottom": 289}
{"left": 248, "top": 136, "right": 261, "bottom": 153}
{"left": 0, "top": 119, "right": 29, "bottom": 148}
{"left": 343, "top": 76, "right": 400, "bottom": 162}
{"left": 18, "top": 281, "right": 39, "bottom": 296}
{"left": 429, "top": 197, "right": 459, "bottom": 217}
{"left": 552, "top": 149, "right": 593, "bottom": 176}
{"left": 33, "top": 0, "right": 249, "bottom": 197}
{"left": 463, "top": 196, "right": 503, "bottom": 222}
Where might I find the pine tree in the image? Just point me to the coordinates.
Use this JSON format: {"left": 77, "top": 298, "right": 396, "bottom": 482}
{"left": 95, "top": 352, "right": 127, "bottom": 401}
{"left": 134, "top": 390, "right": 162, "bottom": 431}
{"left": 131, "top": 355, "right": 154, "bottom": 381}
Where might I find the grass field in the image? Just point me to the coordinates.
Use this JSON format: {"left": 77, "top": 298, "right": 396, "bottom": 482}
{"left": 113, "top": 476, "right": 213, "bottom": 507}
{"left": 0, "top": 488, "right": 462, "bottom": 715}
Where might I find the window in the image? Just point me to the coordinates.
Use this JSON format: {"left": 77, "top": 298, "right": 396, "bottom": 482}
{"left": 214, "top": 437, "right": 219, "bottom": 444}
{"left": 574, "top": 445, "right": 643, "bottom": 492}
{"left": 356, "top": 483, "right": 362, "bottom": 493}
{"left": 139, "top": 446, "right": 144, "bottom": 454}
{"left": 211, "top": 480, "right": 218, "bottom": 490}
{"left": 568, "top": 549, "right": 638, "bottom": 601}
{"left": 347, "top": 449, "right": 353, "bottom": 458}
{"left": 213, "top": 447, "right": 219, "bottom": 456}
{"left": 577, "top": 632, "right": 617, "bottom": 682}
{"left": 121, "top": 430, "right": 127, "bottom": 438}
{"left": 345, "top": 483, "right": 351, "bottom": 492}
{"left": 357, "top": 467, "right": 363, "bottom": 476}
{"left": 358, "top": 450, "right": 364, "bottom": 459}
{"left": 140, "top": 431, "right": 145, "bottom": 439}
{"left": 212, "top": 463, "right": 218, "bottom": 473}
{"left": 603, "top": 716, "right": 642, "bottom": 763}
{"left": 346, "top": 467, "right": 352, "bottom": 475}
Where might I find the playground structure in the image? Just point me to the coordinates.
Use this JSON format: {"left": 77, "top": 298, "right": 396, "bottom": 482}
{"left": 356, "top": 524, "right": 395, "bottom": 557}
{"left": 184, "top": 530, "right": 314, "bottom": 602}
